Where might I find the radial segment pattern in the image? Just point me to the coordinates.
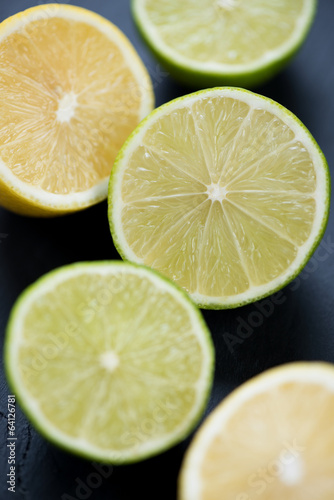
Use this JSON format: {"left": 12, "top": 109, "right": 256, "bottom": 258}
{"left": 139, "top": 0, "right": 307, "bottom": 66}
{"left": 6, "top": 263, "right": 213, "bottom": 462}
{"left": 179, "top": 364, "right": 334, "bottom": 500}
{"left": 0, "top": 11, "right": 149, "bottom": 195}
{"left": 113, "top": 91, "right": 327, "bottom": 307}
{"left": 200, "top": 380, "right": 334, "bottom": 499}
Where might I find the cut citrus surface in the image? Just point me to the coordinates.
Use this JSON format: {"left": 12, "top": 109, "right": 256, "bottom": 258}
{"left": 179, "top": 362, "right": 334, "bottom": 500}
{"left": 4, "top": 262, "right": 214, "bottom": 463}
{"left": 132, "top": 0, "right": 316, "bottom": 87}
{"left": 108, "top": 87, "right": 330, "bottom": 309}
{"left": 0, "top": 4, "right": 154, "bottom": 216}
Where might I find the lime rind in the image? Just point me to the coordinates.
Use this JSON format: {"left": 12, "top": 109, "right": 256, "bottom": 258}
{"left": 4, "top": 261, "right": 215, "bottom": 464}
{"left": 132, "top": 0, "right": 317, "bottom": 88}
{"left": 108, "top": 87, "right": 330, "bottom": 310}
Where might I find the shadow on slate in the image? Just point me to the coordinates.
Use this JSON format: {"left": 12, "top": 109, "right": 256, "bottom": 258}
{"left": 0, "top": 201, "right": 119, "bottom": 289}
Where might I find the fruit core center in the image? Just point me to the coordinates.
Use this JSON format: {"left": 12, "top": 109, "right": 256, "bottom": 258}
{"left": 216, "top": 0, "right": 238, "bottom": 11}
{"left": 100, "top": 350, "right": 119, "bottom": 372}
{"left": 279, "top": 452, "right": 304, "bottom": 486}
{"left": 56, "top": 92, "right": 78, "bottom": 123}
{"left": 206, "top": 183, "right": 227, "bottom": 202}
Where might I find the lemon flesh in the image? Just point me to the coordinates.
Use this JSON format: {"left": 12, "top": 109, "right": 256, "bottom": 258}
{"left": 0, "top": 4, "right": 154, "bottom": 216}
{"left": 179, "top": 363, "right": 334, "bottom": 500}
{"left": 109, "top": 88, "right": 329, "bottom": 309}
{"left": 5, "top": 262, "right": 214, "bottom": 463}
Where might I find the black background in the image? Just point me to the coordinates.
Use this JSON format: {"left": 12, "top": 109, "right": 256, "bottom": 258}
{"left": 1, "top": 1, "right": 334, "bottom": 499}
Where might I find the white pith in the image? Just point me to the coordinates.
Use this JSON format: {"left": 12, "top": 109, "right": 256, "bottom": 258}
{"left": 100, "top": 350, "right": 120, "bottom": 372}
{"left": 216, "top": 0, "right": 238, "bottom": 11}
{"left": 206, "top": 183, "right": 228, "bottom": 202}
{"left": 56, "top": 92, "right": 78, "bottom": 123}
{"left": 280, "top": 453, "right": 304, "bottom": 486}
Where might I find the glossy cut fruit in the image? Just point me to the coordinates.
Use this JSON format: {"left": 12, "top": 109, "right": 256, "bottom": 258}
{"left": 132, "top": 0, "right": 317, "bottom": 88}
{"left": 108, "top": 87, "right": 330, "bottom": 309}
{"left": 5, "top": 262, "right": 214, "bottom": 463}
{"left": 179, "top": 362, "right": 334, "bottom": 500}
{"left": 0, "top": 4, "right": 154, "bottom": 216}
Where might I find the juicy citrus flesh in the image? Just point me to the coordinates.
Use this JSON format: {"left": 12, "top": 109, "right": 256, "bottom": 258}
{"left": 5, "top": 262, "right": 214, "bottom": 463}
{"left": 109, "top": 88, "right": 329, "bottom": 308}
{"left": 179, "top": 363, "right": 334, "bottom": 500}
{"left": 133, "top": 0, "right": 316, "bottom": 85}
{"left": 0, "top": 4, "right": 153, "bottom": 215}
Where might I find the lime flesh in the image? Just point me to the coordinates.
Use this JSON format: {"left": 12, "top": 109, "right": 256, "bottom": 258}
{"left": 132, "top": 0, "right": 317, "bottom": 87}
{"left": 5, "top": 262, "right": 214, "bottom": 463}
{"left": 108, "top": 88, "right": 330, "bottom": 309}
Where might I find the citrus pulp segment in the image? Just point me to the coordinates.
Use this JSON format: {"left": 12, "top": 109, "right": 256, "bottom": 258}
{"left": 132, "top": 0, "right": 317, "bottom": 87}
{"left": 108, "top": 87, "right": 330, "bottom": 309}
{"left": 0, "top": 4, "right": 154, "bottom": 216}
{"left": 179, "top": 362, "right": 334, "bottom": 500}
{"left": 5, "top": 262, "right": 214, "bottom": 463}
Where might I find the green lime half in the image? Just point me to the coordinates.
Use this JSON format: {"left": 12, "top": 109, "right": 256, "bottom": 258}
{"left": 4, "top": 262, "right": 214, "bottom": 463}
{"left": 108, "top": 87, "right": 330, "bottom": 309}
{"left": 132, "top": 0, "right": 317, "bottom": 88}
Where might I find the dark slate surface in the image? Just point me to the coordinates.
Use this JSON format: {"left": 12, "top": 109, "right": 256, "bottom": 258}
{"left": 1, "top": 1, "right": 334, "bottom": 499}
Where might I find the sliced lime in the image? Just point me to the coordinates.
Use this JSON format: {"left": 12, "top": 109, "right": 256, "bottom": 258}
{"left": 132, "top": 0, "right": 317, "bottom": 87}
{"left": 108, "top": 87, "right": 330, "bottom": 309}
{"left": 5, "top": 262, "right": 214, "bottom": 463}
